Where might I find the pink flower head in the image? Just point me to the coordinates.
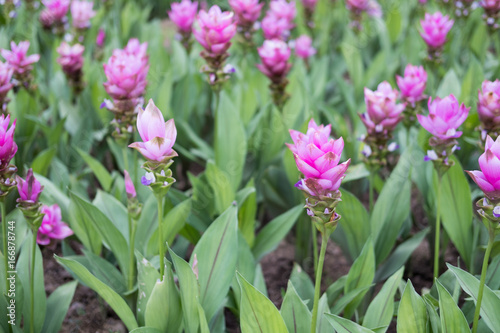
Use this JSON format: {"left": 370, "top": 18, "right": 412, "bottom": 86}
{"left": 268, "top": 0, "right": 296, "bottom": 29}
{"left": 70, "top": 0, "right": 96, "bottom": 29}
{"left": 301, "top": 0, "right": 318, "bottom": 11}
{"left": 193, "top": 5, "right": 237, "bottom": 56}
{"left": 261, "top": 15, "right": 290, "bottom": 40}
{"left": 168, "top": 0, "right": 198, "bottom": 33}
{"left": 294, "top": 35, "right": 316, "bottom": 59}
{"left": 16, "top": 169, "right": 43, "bottom": 204}
{"left": 287, "top": 119, "right": 351, "bottom": 196}
{"left": 57, "top": 42, "right": 84, "bottom": 75}
{"left": 480, "top": 0, "right": 500, "bottom": 12}
{"left": 346, "top": 0, "right": 370, "bottom": 12}
{"left": 129, "top": 99, "right": 178, "bottom": 163}
{"left": 467, "top": 135, "right": 500, "bottom": 201}
{"left": 37, "top": 204, "right": 73, "bottom": 245}
{"left": 1, "top": 41, "right": 40, "bottom": 76}
{"left": 228, "top": 0, "right": 264, "bottom": 26}
{"left": 113, "top": 38, "right": 149, "bottom": 60}
{"left": 420, "top": 12, "right": 454, "bottom": 49}
{"left": 256, "top": 39, "right": 291, "bottom": 83}
{"left": 0, "top": 114, "right": 17, "bottom": 168}
{"left": 41, "top": 0, "right": 70, "bottom": 22}
{"left": 96, "top": 29, "right": 106, "bottom": 47}
{"left": 360, "top": 81, "right": 406, "bottom": 134}
{"left": 124, "top": 170, "right": 136, "bottom": 198}
{"left": 396, "top": 64, "right": 428, "bottom": 105}
{"left": 0, "top": 61, "right": 13, "bottom": 102}
{"left": 417, "top": 95, "right": 470, "bottom": 140}
{"left": 478, "top": 80, "right": 500, "bottom": 129}
{"left": 103, "top": 51, "right": 149, "bottom": 101}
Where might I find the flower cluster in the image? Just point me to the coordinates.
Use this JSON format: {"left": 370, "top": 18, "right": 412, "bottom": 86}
{"left": 262, "top": 0, "right": 296, "bottom": 40}
{"left": 0, "top": 41, "right": 40, "bottom": 90}
{"left": 420, "top": 12, "right": 454, "bottom": 60}
{"left": 168, "top": 0, "right": 198, "bottom": 51}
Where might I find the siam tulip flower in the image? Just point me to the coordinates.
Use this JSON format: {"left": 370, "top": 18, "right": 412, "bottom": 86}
{"left": 37, "top": 204, "right": 73, "bottom": 245}
{"left": 261, "top": 15, "right": 291, "bottom": 40}
{"left": 96, "top": 29, "right": 106, "bottom": 47}
{"left": 124, "top": 170, "right": 136, "bottom": 198}
{"left": 57, "top": 42, "right": 84, "bottom": 75}
{"left": 480, "top": 0, "right": 500, "bottom": 21}
{"left": 16, "top": 169, "right": 43, "bottom": 205}
{"left": 129, "top": 99, "right": 178, "bottom": 163}
{"left": 478, "top": 80, "right": 500, "bottom": 135}
{"left": 467, "top": 135, "right": 500, "bottom": 201}
{"left": 193, "top": 5, "right": 236, "bottom": 57}
{"left": 346, "top": 0, "right": 382, "bottom": 30}
{"left": 0, "top": 61, "right": 13, "bottom": 111}
{"left": 396, "top": 64, "right": 428, "bottom": 106}
{"left": 70, "top": 0, "right": 96, "bottom": 30}
{"left": 346, "top": 0, "right": 370, "bottom": 12}
{"left": 229, "top": 0, "right": 263, "bottom": 28}
{"left": 268, "top": 0, "right": 296, "bottom": 30}
{"left": 0, "top": 114, "right": 17, "bottom": 172}
{"left": 301, "top": 0, "right": 318, "bottom": 12}
{"left": 40, "top": 0, "right": 70, "bottom": 32}
{"left": 420, "top": 12, "right": 454, "bottom": 59}
{"left": 0, "top": 41, "right": 40, "bottom": 84}
{"left": 168, "top": 0, "right": 198, "bottom": 33}
{"left": 294, "top": 35, "right": 316, "bottom": 59}
{"left": 119, "top": 38, "right": 149, "bottom": 59}
{"left": 301, "top": 0, "right": 318, "bottom": 28}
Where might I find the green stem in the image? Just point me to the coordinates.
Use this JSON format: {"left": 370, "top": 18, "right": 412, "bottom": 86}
{"left": 30, "top": 228, "right": 37, "bottom": 333}
{"left": 311, "top": 230, "right": 328, "bottom": 333}
{"left": 312, "top": 223, "right": 318, "bottom": 275}
{"left": 433, "top": 175, "right": 442, "bottom": 279}
{"left": 369, "top": 171, "right": 374, "bottom": 212}
{"left": 472, "top": 229, "right": 495, "bottom": 333}
{"left": 156, "top": 195, "right": 165, "bottom": 278}
{"left": 122, "top": 147, "right": 129, "bottom": 174}
{"left": 127, "top": 213, "right": 137, "bottom": 291}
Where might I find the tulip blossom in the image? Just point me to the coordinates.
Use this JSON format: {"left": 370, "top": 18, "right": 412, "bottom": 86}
{"left": 417, "top": 95, "right": 469, "bottom": 141}
{"left": 346, "top": 0, "right": 382, "bottom": 17}
{"left": 40, "top": 0, "right": 70, "bottom": 30}
{"left": 268, "top": 0, "right": 296, "bottom": 29}
{"left": 57, "top": 42, "right": 84, "bottom": 75}
{"left": 0, "top": 61, "right": 13, "bottom": 110}
{"left": 16, "top": 169, "right": 43, "bottom": 205}
{"left": 229, "top": 0, "right": 263, "bottom": 28}
{"left": 294, "top": 35, "right": 316, "bottom": 59}
{"left": 103, "top": 52, "right": 149, "bottom": 102}
{"left": 420, "top": 12, "right": 453, "bottom": 51}
{"left": 481, "top": 0, "right": 500, "bottom": 17}
{"left": 396, "top": 64, "right": 427, "bottom": 106}
{"left": 478, "top": 80, "right": 500, "bottom": 132}
{"left": 119, "top": 38, "right": 149, "bottom": 59}
{"left": 0, "top": 114, "right": 17, "bottom": 170}
{"left": 261, "top": 15, "right": 290, "bottom": 40}
{"left": 124, "top": 170, "right": 136, "bottom": 198}
{"left": 70, "top": 0, "right": 96, "bottom": 30}
{"left": 0, "top": 41, "right": 40, "bottom": 79}
{"left": 257, "top": 39, "right": 291, "bottom": 83}
{"left": 169, "top": 0, "right": 198, "bottom": 33}
{"left": 37, "top": 204, "right": 73, "bottom": 245}
{"left": 193, "top": 5, "right": 237, "bottom": 57}
{"left": 129, "top": 99, "right": 177, "bottom": 163}
{"left": 467, "top": 136, "right": 500, "bottom": 201}
{"left": 302, "top": 0, "right": 318, "bottom": 12}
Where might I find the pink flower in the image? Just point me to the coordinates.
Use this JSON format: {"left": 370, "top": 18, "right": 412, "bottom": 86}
{"left": 294, "top": 35, "right": 316, "bottom": 59}
{"left": 0, "top": 114, "right": 17, "bottom": 169}
{"left": 420, "top": 12, "right": 454, "bottom": 49}
{"left": 193, "top": 5, "right": 237, "bottom": 56}
{"left": 16, "top": 169, "right": 43, "bottom": 204}
{"left": 360, "top": 81, "right": 406, "bottom": 134}
{"left": 478, "top": 80, "right": 500, "bottom": 128}
{"left": 103, "top": 51, "right": 149, "bottom": 101}
{"left": 228, "top": 0, "right": 263, "bottom": 26}
{"left": 261, "top": 15, "right": 290, "bottom": 40}
{"left": 268, "top": 0, "right": 296, "bottom": 29}
{"left": 396, "top": 64, "right": 427, "bottom": 105}
{"left": 287, "top": 119, "right": 351, "bottom": 196}
{"left": 467, "top": 135, "right": 500, "bottom": 201}
{"left": 41, "top": 0, "right": 70, "bottom": 22}
{"left": 57, "top": 42, "right": 84, "bottom": 75}
{"left": 257, "top": 39, "right": 291, "bottom": 83}
{"left": 124, "top": 170, "right": 136, "bottom": 198}
{"left": 129, "top": 99, "right": 178, "bottom": 163}
{"left": 480, "top": 0, "right": 500, "bottom": 12}
{"left": 168, "top": 0, "right": 198, "bottom": 33}
{"left": 37, "top": 204, "right": 73, "bottom": 245}
{"left": 114, "top": 38, "right": 149, "bottom": 60}
{"left": 346, "top": 0, "right": 370, "bottom": 12}
{"left": 70, "top": 0, "right": 95, "bottom": 29}
{"left": 0, "top": 41, "right": 40, "bottom": 76}
{"left": 96, "top": 29, "right": 106, "bottom": 47}
{"left": 301, "top": 0, "right": 318, "bottom": 11}
{"left": 417, "top": 95, "right": 470, "bottom": 140}
{"left": 0, "top": 61, "right": 13, "bottom": 103}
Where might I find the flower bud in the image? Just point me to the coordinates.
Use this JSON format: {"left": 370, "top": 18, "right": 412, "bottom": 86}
{"left": 124, "top": 170, "right": 136, "bottom": 198}
{"left": 396, "top": 64, "right": 427, "bottom": 106}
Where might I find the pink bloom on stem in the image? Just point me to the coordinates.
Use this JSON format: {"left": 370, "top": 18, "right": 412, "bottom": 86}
{"left": 16, "top": 169, "right": 43, "bottom": 204}
{"left": 0, "top": 114, "right": 17, "bottom": 168}
{"left": 301, "top": 0, "right": 318, "bottom": 11}
{"left": 96, "top": 29, "right": 106, "bottom": 47}
{"left": 467, "top": 135, "right": 500, "bottom": 201}
{"left": 287, "top": 119, "right": 351, "bottom": 196}
{"left": 478, "top": 80, "right": 500, "bottom": 128}
{"left": 268, "top": 0, "right": 296, "bottom": 29}
{"left": 257, "top": 39, "right": 291, "bottom": 83}
{"left": 417, "top": 95, "right": 470, "bottom": 140}
{"left": 193, "top": 5, "right": 237, "bottom": 56}
{"left": 396, "top": 64, "right": 428, "bottom": 105}
{"left": 360, "top": 81, "right": 406, "bottom": 134}
{"left": 124, "top": 170, "right": 136, "bottom": 198}
{"left": 420, "top": 12, "right": 454, "bottom": 49}
{"left": 0, "top": 62, "right": 13, "bottom": 102}
{"left": 228, "top": 0, "right": 263, "bottom": 26}
{"left": 129, "top": 99, "right": 178, "bottom": 163}
{"left": 114, "top": 38, "right": 149, "bottom": 60}
{"left": 261, "top": 15, "right": 290, "bottom": 40}
{"left": 0, "top": 41, "right": 40, "bottom": 76}
{"left": 71, "top": 0, "right": 95, "bottom": 29}
{"left": 480, "top": 0, "right": 500, "bottom": 12}
{"left": 57, "top": 42, "right": 84, "bottom": 75}
{"left": 168, "top": 0, "right": 198, "bottom": 33}
{"left": 346, "top": 0, "right": 370, "bottom": 11}
{"left": 41, "top": 0, "right": 70, "bottom": 22}
{"left": 37, "top": 204, "right": 73, "bottom": 245}
{"left": 294, "top": 35, "right": 316, "bottom": 59}
{"left": 103, "top": 51, "right": 149, "bottom": 101}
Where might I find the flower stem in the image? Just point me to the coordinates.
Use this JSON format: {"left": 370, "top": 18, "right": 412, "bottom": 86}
{"left": 433, "top": 175, "right": 442, "bottom": 279}
{"left": 122, "top": 147, "right": 129, "bottom": 174}
{"left": 312, "top": 223, "right": 318, "bottom": 275}
{"left": 369, "top": 171, "right": 374, "bottom": 212}
{"left": 311, "top": 229, "right": 328, "bottom": 333}
{"left": 472, "top": 229, "right": 495, "bottom": 333}
{"left": 127, "top": 213, "right": 137, "bottom": 291}
{"left": 156, "top": 195, "right": 165, "bottom": 278}
{"left": 30, "top": 228, "right": 38, "bottom": 333}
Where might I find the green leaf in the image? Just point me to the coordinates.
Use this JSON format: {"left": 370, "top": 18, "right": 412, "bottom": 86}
{"left": 344, "top": 239, "right": 375, "bottom": 318}
{"left": 76, "top": 147, "right": 113, "bottom": 192}
{"left": 205, "top": 161, "right": 235, "bottom": 214}
{"left": 55, "top": 256, "right": 138, "bottom": 331}
{"left": 397, "top": 280, "right": 427, "bottom": 333}
{"left": 435, "top": 280, "right": 469, "bottom": 333}
{"left": 280, "top": 281, "right": 312, "bottom": 333}
{"left": 129, "top": 328, "right": 162, "bottom": 333}
{"left": 93, "top": 190, "right": 129, "bottom": 240}
{"left": 252, "top": 205, "right": 303, "bottom": 261}
{"left": 437, "top": 69, "right": 461, "bottom": 99}
{"left": 136, "top": 252, "right": 160, "bottom": 326}
{"left": 331, "top": 285, "right": 373, "bottom": 315}
{"left": 237, "top": 272, "right": 288, "bottom": 333}
{"left": 460, "top": 56, "right": 484, "bottom": 106}
{"left": 325, "top": 313, "right": 376, "bottom": 333}
{"left": 341, "top": 39, "right": 364, "bottom": 93}
{"left": 191, "top": 205, "right": 238, "bottom": 322}
{"left": 364, "top": 267, "right": 404, "bottom": 330}
{"left": 31, "top": 147, "right": 57, "bottom": 176}
{"left": 81, "top": 249, "right": 127, "bottom": 295}
{"left": 289, "top": 263, "right": 315, "bottom": 310}
{"left": 238, "top": 181, "right": 257, "bottom": 247}
{"left": 448, "top": 264, "right": 500, "bottom": 333}
{"left": 41, "top": 281, "right": 77, "bottom": 333}
{"left": 68, "top": 194, "right": 102, "bottom": 255}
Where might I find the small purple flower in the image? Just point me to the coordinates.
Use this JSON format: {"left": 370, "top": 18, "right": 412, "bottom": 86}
{"left": 493, "top": 206, "right": 500, "bottom": 218}
{"left": 141, "top": 172, "right": 155, "bottom": 186}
